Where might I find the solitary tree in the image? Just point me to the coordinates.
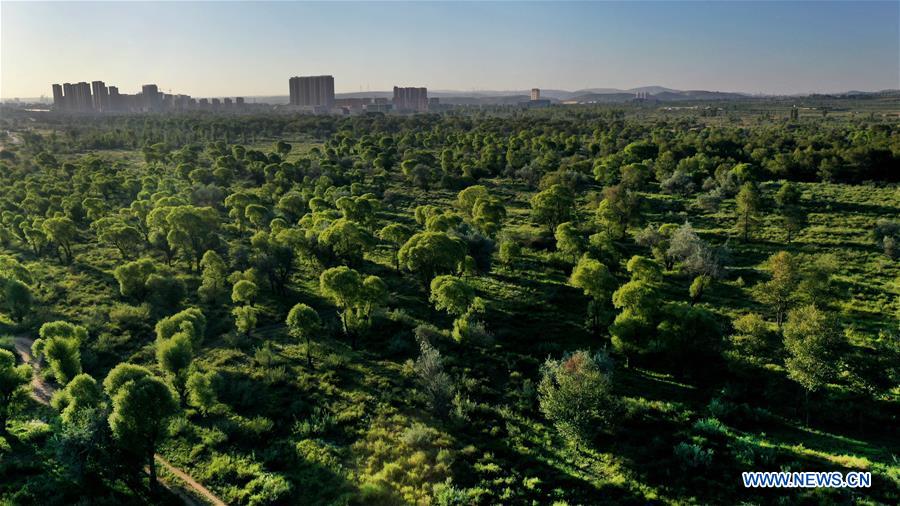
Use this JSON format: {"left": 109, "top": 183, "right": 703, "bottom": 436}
{"left": 232, "top": 305, "right": 258, "bottom": 337}
{"left": 286, "top": 303, "right": 321, "bottom": 367}
{"left": 274, "top": 140, "right": 292, "bottom": 157}
{"left": 498, "top": 238, "right": 521, "bottom": 266}
{"left": 106, "top": 367, "right": 179, "bottom": 493}
{"left": 538, "top": 350, "right": 619, "bottom": 446}
{"left": 113, "top": 258, "right": 159, "bottom": 301}
{"left": 93, "top": 217, "right": 143, "bottom": 259}
{"left": 596, "top": 184, "right": 640, "bottom": 240}
{"left": 155, "top": 307, "right": 206, "bottom": 348}
{"left": 378, "top": 223, "right": 413, "bottom": 269}
{"left": 319, "top": 266, "right": 362, "bottom": 338}
{"left": 456, "top": 185, "right": 489, "bottom": 217}
{"left": 51, "top": 373, "right": 101, "bottom": 425}
{"left": 186, "top": 369, "right": 219, "bottom": 415}
{"left": 42, "top": 216, "right": 77, "bottom": 264}
{"left": 625, "top": 255, "right": 662, "bottom": 284}
{"left": 156, "top": 332, "right": 193, "bottom": 402}
{"left": 231, "top": 279, "right": 258, "bottom": 306}
{"left": 730, "top": 312, "right": 773, "bottom": 360}
{"left": 429, "top": 275, "right": 475, "bottom": 316}
{"left": 320, "top": 218, "right": 371, "bottom": 265}
{"left": 555, "top": 222, "right": 585, "bottom": 264}
{"left": 530, "top": 184, "right": 575, "bottom": 233}
{"left": 198, "top": 250, "right": 228, "bottom": 303}
{"left": 735, "top": 182, "right": 761, "bottom": 241}
{"left": 755, "top": 251, "right": 800, "bottom": 327}
{"left": 570, "top": 256, "right": 615, "bottom": 333}
{"left": 319, "top": 266, "right": 385, "bottom": 347}
{"left": 414, "top": 334, "right": 454, "bottom": 420}
{"left": 610, "top": 264, "right": 661, "bottom": 364}
{"left": 471, "top": 196, "right": 506, "bottom": 236}
{"left": 689, "top": 275, "right": 712, "bottom": 305}
{"left": 3, "top": 278, "right": 32, "bottom": 323}
{"left": 774, "top": 182, "right": 806, "bottom": 242}
{"left": 33, "top": 321, "right": 87, "bottom": 385}
{"left": 163, "top": 205, "right": 220, "bottom": 271}
{"left": 397, "top": 231, "right": 467, "bottom": 282}
{"left": 783, "top": 304, "right": 843, "bottom": 425}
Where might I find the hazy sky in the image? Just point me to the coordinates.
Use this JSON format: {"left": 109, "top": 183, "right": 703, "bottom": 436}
{"left": 2, "top": 1, "right": 898, "bottom": 98}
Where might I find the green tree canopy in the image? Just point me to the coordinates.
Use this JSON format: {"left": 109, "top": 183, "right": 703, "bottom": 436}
{"left": 286, "top": 303, "right": 321, "bottom": 367}
{"left": 397, "top": 231, "right": 467, "bottom": 282}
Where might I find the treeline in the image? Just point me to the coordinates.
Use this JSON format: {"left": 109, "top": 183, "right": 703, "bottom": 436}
{"left": 7, "top": 109, "right": 899, "bottom": 185}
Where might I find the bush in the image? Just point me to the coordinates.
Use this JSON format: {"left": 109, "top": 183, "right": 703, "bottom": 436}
{"left": 10, "top": 419, "right": 52, "bottom": 443}
{"left": 673, "top": 442, "right": 714, "bottom": 468}
{"left": 538, "top": 350, "right": 619, "bottom": 445}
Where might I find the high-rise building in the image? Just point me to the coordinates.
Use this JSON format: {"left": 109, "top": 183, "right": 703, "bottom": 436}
{"left": 108, "top": 86, "right": 120, "bottom": 111}
{"left": 393, "top": 86, "right": 428, "bottom": 112}
{"left": 531, "top": 88, "right": 541, "bottom": 101}
{"left": 73, "top": 82, "right": 93, "bottom": 112}
{"left": 51, "top": 84, "right": 64, "bottom": 110}
{"left": 91, "top": 81, "right": 109, "bottom": 111}
{"left": 289, "top": 75, "right": 335, "bottom": 108}
{"left": 62, "top": 83, "right": 74, "bottom": 110}
{"left": 142, "top": 84, "right": 161, "bottom": 111}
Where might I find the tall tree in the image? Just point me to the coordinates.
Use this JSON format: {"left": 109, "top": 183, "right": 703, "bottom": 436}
{"left": 397, "top": 231, "right": 467, "bottom": 283}
{"left": 33, "top": 321, "right": 87, "bottom": 385}
{"left": 198, "top": 250, "right": 228, "bottom": 303}
{"left": 286, "top": 303, "right": 321, "bottom": 368}
{"left": 735, "top": 182, "right": 761, "bottom": 242}
{"left": 429, "top": 275, "right": 475, "bottom": 316}
{"left": 783, "top": 304, "right": 843, "bottom": 425}
{"left": 774, "top": 181, "right": 806, "bottom": 242}
{"left": 755, "top": 251, "right": 800, "bottom": 327}
{"left": 42, "top": 216, "right": 78, "bottom": 264}
{"left": 105, "top": 367, "right": 179, "bottom": 493}
{"left": 596, "top": 184, "right": 640, "bottom": 240}
{"left": 570, "top": 255, "right": 615, "bottom": 334}
{"left": 530, "top": 184, "right": 575, "bottom": 233}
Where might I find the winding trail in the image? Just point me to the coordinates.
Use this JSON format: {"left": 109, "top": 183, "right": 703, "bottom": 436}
{"left": 11, "top": 336, "right": 227, "bottom": 506}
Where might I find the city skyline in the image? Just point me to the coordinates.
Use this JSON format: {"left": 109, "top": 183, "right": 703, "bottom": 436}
{"left": 2, "top": 1, "right": 898, "bottom": 99}
{"left": 48, "top": 78, "right": 247, "bottom": 112}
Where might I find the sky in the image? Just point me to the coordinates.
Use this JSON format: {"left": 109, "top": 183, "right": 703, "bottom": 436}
{"left": 1, "top": 1, "right": 898, "bottom": 99}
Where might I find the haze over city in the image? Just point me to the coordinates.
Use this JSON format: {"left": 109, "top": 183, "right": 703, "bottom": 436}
{"left": 2, "top": 1, "right": 898, "bottom": 100}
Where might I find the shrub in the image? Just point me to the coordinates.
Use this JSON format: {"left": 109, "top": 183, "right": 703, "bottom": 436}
{"left": 673, "top": 442, "right": 714, "bottom": 468}
{"left": 538, "top": 350, "right": 619, "bottom": 445}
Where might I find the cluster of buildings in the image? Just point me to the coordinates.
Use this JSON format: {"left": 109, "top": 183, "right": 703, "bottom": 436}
{"left": 48, "top": 74, "right": 550, "bottom": 115}
{"left": 51, "top": 80, "right": 245, "bottom": 113}
{"left": 286, "top": 75, "right": 437, "bottom": 114}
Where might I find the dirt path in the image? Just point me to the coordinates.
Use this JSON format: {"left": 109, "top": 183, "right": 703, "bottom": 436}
{"left": 11, "top": 336, "right": 228, "bottom": 506}
{"left": 156, "top": 455, "right": 227, "bottom": 506}
{"left": 12, "top": 337, "right": 54, "bottom": 404}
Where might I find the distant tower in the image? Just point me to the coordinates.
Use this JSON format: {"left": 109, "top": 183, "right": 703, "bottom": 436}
{"left": 51, "top": 84, "right": 64, "bottom": 110}
{"left": 392, "top": 86, "right": 428, "bottom": 112}
{"left": 289, "top": 75, "right": 335, "bottom": 108}
{"left": 531, "top": 88, "right": 540, "bottom": 101}
{"left": 91, "top": 81, "right": 109, "bottom": 112}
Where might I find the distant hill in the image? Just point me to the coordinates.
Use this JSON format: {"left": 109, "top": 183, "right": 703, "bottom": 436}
{"left": 239, "top": 88, "right": 899, "bottom": 107}
{"left": 335, "top": 86, "right": 751, "bottom": 104}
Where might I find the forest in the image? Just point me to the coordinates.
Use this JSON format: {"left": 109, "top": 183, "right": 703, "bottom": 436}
{"left": 0, "top": 101, "right": 897, "bottom": 505}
